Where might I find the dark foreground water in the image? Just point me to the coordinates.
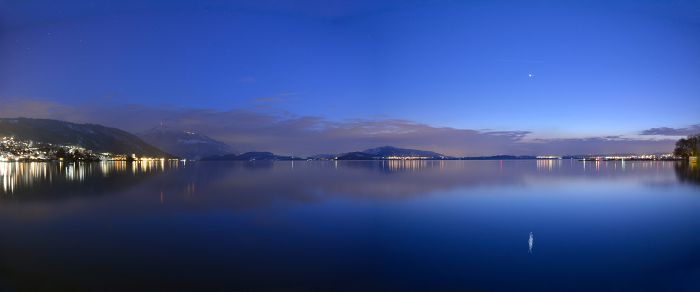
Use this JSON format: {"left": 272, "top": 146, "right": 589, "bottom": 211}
{"left": 0, "top": 160, "right": 699, "bottom": 291}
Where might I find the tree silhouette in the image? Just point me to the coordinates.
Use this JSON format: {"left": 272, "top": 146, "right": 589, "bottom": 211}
{"left": 674, "top": 134, "right": 700, "bottom": 158}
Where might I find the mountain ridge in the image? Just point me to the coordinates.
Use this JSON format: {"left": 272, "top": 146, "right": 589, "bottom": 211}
{"left": 138, "top": 126, "right": 233, "bottom": 160}
{"left": 0, "top": 118, "right": 171, "bottom": 157}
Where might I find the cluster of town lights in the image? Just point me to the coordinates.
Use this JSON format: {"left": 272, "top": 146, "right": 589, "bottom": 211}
{"left": 1, "top": 136, "right": 175, "bottom": 162}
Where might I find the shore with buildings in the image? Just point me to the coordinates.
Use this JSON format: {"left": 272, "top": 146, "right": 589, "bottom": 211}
{"left": 0, "top": 137, "right": 169, "bottom": 162}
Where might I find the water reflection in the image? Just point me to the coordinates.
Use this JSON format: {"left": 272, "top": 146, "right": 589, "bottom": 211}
{"left": 1, "top": 162, "right": 50, "bottom": 193}
{"left": 0, "top": 161, "right": 179, "bottom": 200}
{"left": 338, "top": 159, "right": 443, "bottom": 173}
{"left": 1, "top": 160, "right": 690, "bottom": 204}
{"left": 674, "top": 162, "right": 700, "bottom": 186}
{"left": 536, "top": 159, "right": 562, "bottom": 172}
{"left": 164, "top": 161, "right": 683, "bottom": 210}
{"left": 0, "top": 160, "right": 698, "bottom": 291}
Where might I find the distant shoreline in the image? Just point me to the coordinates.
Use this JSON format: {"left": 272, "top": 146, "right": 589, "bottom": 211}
{"left": 1, "top": 158, "right": 685, "bottom": 163}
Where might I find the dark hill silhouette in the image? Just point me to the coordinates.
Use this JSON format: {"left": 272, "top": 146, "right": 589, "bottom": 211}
{"left": 0, "top": 118, "right": 171, "bottom": 157}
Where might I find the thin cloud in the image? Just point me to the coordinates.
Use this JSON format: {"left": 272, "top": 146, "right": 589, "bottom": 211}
{"left": 0, "top": 98, "right": 678, "bottom": 156}
{"left": 640, "top": 124, "right": 700, "bottom": 136}
{"left": 522, "top": 137, "right": 675, "bottom": 155}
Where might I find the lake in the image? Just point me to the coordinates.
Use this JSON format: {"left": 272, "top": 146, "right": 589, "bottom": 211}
{"left": 1, "top": 160, "right": 699, "bottom": 291}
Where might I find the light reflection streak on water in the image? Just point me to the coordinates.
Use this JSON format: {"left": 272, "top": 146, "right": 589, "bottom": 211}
{"left": 536, "top": 159, "right": 561, "bottom": 172}
{"left": 2, "top": 160, "right": 694, "bottom": 196}
{"left": 577, "top": 160, "right": 674, "bottom": 175}
{"left": 1, "top": 161, "right": 179, "bottom": 194}
{"left": 1, "top": 162, "right": 51, "bottom": 194}
{"left": 387, "top": 160, "right": 429, "bottom": 172}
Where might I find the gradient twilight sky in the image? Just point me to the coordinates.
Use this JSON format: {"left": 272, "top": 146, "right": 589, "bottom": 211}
{"left": 1, "top": 0, "right": 699, "bottom": 155}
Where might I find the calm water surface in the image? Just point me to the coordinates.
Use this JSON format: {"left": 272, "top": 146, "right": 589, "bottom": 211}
{"left": 1, "top": 160, "right": 699, "bottom": 291}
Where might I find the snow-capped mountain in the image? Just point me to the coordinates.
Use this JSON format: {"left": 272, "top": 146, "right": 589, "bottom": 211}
{"left": 138, "top": 126, "right": 233, "bottom": 160}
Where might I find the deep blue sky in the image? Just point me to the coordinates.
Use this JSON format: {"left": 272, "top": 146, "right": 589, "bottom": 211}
{"left": 1, "top": 0, "right": 698, "bottom": 155}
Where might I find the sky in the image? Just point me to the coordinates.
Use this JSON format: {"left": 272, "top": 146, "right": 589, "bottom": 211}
{"left": 1, "top": 0, "right": 699, "bottom": 156}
